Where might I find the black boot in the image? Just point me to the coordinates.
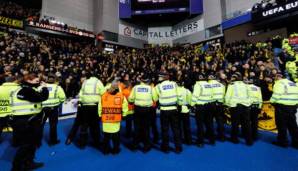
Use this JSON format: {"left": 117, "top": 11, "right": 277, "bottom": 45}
{"left": 111, "top": 148, "right": 121, "bottom": 155}
{"left": 272, "top": 141, "right": 288, "bottom": 148}
{"left": 174, "top": 146, "right": 183, "bottom": 154}
{"left": 160, "top": 145, "right": 170, "bottom": 153}
{"left": 49, "top": 140, "right": 60, "bottom": 146}
{"left": 25, "top": 161, "right": 44, "bottom": 170}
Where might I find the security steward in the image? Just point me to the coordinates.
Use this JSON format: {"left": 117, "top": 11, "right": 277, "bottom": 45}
{"left": 99, "top": 81, "right": 128, "bottom": 155}
{"left": 247, "top": 79, "right": 262, "bottom": 141}
{"left": 0, "top": 76, "right": 20, "bottom": 143}
{"left": 225, "top": 72, "right": 253, "bottom": 146}
{"left": 128, "top": 75, "right": 158, "bottom": 152}
{"left": 40, "top": 74, "right": 66, "bottom": 145}
{"left": 155, "top": 71, "right": 182, "bottom": 153}
{"left": 10, "top": 73, "right": 49, "bottom": 171}
{"left": 270, "top": 72, "right": 298, "bottom": 148}
{"left": 191, "top": 74, "right": 214, "bottom": 146}
{"left": 177, "top": 81, "right": 192, "bottom": 145}
{"left": 208, "top": 74, "right": 226, "bottom": 141}
{"left": 77, "top": 72, "right": 105, "bottom": 148}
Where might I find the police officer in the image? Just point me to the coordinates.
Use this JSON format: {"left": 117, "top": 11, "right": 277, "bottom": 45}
{"left": 77, "top": 72, "right": 105, "bottom": 148}
{"left": 177, "top": 81, "right": 192, "bottom": 145}
{"left": 10, "top": 73, "right": 49, "bottom": 171}
{"left": 99, "top": 81, "right": 128, "bottom": 155}
{"left": 150, "top": 81, "right": 159, "bottom": 144}
{"left": 247, "top": 79, "right": 262, "bottom": 141}
{"left": 191, "top": 74, "right": 214, "bottom": 146}
{"left": 40, "top": 74, "right": 66, "bottom": 145}
{"left": 270, "top": 72, "right": 298, "bottom": 148}
{"left": 128, "top": 75, "right": 158, "bottom": 152}
{"left": 0, "top": 76, "right": 20, "bottom": 143}
{"left": 225, "top": 72, "right": 253, "bottom": 146}
{"left": 208, "top": 74, "right": 226, "bottom": 141}
{"left": 155, "top": 71, "right": 182, "bottom": 153}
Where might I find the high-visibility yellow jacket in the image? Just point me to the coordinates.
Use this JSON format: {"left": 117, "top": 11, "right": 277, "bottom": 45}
{"left": 41, "top": 83, "right": 66, "bottom": 107}
{"left": 225, "top": 81, "right": 251, "bottom": 107}
{"left": 177, "top": 86, "right": 192, "bottom": 113}
{"left": 270, "top": 79, "right": 298, "bottom": 106}
{"left": 0, "top": 82, "right": 20, "bottom": 117}
{"left": 11, "top": 87, "right": 43, "bottom": 116}
{"left": 191, "top": 81, "right": 213, "bottom": 106}
{"left": 209, "top": 80, "right": 225, "bottom": 103}
{"left": 79, "top": 77, "right": 105, "bottom": 106}
{"left": 155, "top": 80, "right": 179, "bottom": 111}
{"left": 98, "top": 91, "right": 128, "bottom": 133}
{"left": 248, "top": 84, "right": 263, "bottom": 109}
{"left": 129, "top": 82, "right": 158, "bottom": 107}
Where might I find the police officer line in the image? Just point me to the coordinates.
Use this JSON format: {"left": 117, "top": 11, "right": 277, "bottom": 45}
{"left": 60, "top": 98, "right": 298, "bottom": 130}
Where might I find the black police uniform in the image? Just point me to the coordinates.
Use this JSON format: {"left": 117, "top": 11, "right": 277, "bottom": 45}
{"left": 11, "top": 83, "right": 48, "bottom": 171}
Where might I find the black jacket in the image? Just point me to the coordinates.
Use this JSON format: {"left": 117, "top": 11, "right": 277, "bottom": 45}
{"left": 17, "top": 84, "right": 49, "bottom": 103}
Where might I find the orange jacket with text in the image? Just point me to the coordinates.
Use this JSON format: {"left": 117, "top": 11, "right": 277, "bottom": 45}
{"left": 101, "top": 92, "right": 124, "bottom": 123}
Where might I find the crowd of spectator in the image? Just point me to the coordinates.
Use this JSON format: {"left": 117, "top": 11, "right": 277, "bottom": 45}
{"left": 0, "top": 1, "right": 92, "bottom": 35}
{"left": 0, "top": 30, "right": 297, "bottom": 101}
{"left": 0, "top": 1, "right": 39, "bottom": 20}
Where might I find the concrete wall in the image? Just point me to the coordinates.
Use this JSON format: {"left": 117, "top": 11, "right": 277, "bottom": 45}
{"left": 118, "top": 35, "right": 147, "bottom": 49}
{"left": 41, "top": 0, "right": 94, "bottom": 31}
{"left": 203, "top": 0, "right": 223, "bottom": 28}
{"left": 94, "top": 0, "right": 103, "bottom": 33}
{"left": 101, "top": 0, "right": 119, "bottom": 33}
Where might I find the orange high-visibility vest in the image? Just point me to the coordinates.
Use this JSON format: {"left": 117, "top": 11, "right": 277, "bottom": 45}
{"left": 120, "top": 83, "right": 134, "bottom": 111}
{"left": 101, "top": 92, "right": 124, "bottom": 123}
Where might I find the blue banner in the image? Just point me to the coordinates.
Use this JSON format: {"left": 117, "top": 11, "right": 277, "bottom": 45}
{"left": 119, "top": 0, "right": 132, "bottom": 19}
{"left": 189, "top": 0, "right": 203, "bottom": 15}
